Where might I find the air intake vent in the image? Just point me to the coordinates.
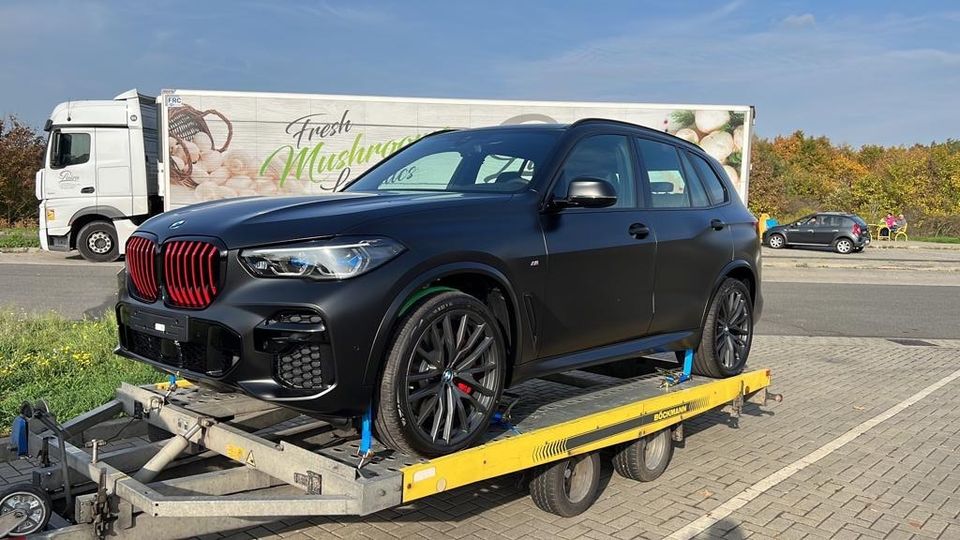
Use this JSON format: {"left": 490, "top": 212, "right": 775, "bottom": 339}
{"left": 163, "top": 240, "right": 221, "bottom": 309}
{"left": 126, "top": 236, "right": 158, "bottom": 302}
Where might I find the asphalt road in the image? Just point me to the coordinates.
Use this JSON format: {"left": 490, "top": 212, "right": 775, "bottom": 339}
{"left": 2, "top": 250, "right": 958, "bottom": 339}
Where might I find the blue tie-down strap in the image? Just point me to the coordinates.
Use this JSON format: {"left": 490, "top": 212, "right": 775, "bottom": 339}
{"left": 10, "top": 415, "right": 29, "bottom": 456}
{"left": 662, "top": 349, "right": 694, "bottom": 387}
{"left": 681, "top": 349, "right": 694, "bottom": 382}
{"left": 359, "top": 406, "right": 373, "bottom": 456}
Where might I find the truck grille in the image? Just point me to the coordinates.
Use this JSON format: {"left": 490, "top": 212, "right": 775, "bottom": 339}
{"left": 163, "top": 240, "right": 221, "bottom": 309}
{"left": 126, "top": 236, "right": 159, "bottom": 302}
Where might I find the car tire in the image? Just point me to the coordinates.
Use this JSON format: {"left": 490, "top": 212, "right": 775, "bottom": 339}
{"left": 694, "top": 278, "right": 753, "bottom": 378}
{"left": 613, "top": 428, "right": 674, "bottom": 482}
{"left": 529, "top": 452, "right": 602, "bottom": 517}
{"left": 767, "top": 233, "right": 785, "bottom": 249}
{"left": 76, "top": 221, "right": 119, "bottom": 262}
{"left": 374, "top": 290, "right": 506, "bottom": 457}
{"left": 834, "top": 237, "right": 854, "bottom": 254}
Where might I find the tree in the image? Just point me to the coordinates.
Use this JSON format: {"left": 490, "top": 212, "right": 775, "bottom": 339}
{"left": 0, "top": 116, "right": 45, "bottom": 224}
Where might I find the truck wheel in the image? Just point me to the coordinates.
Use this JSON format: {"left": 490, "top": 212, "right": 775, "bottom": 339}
{"left": 374, "top": 291, "right": 505, "bottom": 457}
{"left": 0, "top": 483, "right": 53, "bottom": 536}
{"left": 694, "top": 278, "right": 753, "bottom": 378}
{"left": 77, "top": 221, "right": 119, "bottom": 262}
{"left": 613, "top": 429, "right": 674, "bottom": 481}
{"left": 529, "top": 453, "right": 602, "bottom": 517}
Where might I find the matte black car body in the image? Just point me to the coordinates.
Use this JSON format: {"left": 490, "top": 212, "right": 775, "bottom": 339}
{"left": 115, "top": 120, "right": 763, "bottom": 420}
{"left": 763, "top": 211, "right": 869, "bottom": 253}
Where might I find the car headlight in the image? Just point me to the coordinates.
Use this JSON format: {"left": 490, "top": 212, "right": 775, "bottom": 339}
{"left": 239, "top": 237, "right": 405, "bottom": 280}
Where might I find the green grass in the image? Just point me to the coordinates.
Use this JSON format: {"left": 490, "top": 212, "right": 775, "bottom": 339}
{"left": 0, "top": 311, "right": 161, "bottom": 432}
{"left": 913, "top": 236, "right": 960, "bottom": 244}
{"left": 0, "top": 227, "right": 39, "bottom": 249}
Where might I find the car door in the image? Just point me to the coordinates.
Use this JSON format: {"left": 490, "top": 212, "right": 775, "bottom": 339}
{"left": 813, "top": 215, "right": 841, "bottom": 245}
{"left": 789, "top": 215, "right": 819, "bottom": 243}
{"left": 44, "top": 128, "right": 96, "bottom": 203}
{"left": 636, "top": 139, "right": 732, "bottom": 335}
{"left": 537, "top": 133, "right": 656, "bottom": 359}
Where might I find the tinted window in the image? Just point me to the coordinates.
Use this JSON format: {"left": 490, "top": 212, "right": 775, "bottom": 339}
{"left": 635, "top": 138, "right": 690, "bottom": 208}
{"left": 475, "top": 154, "right": 536, "bottom": 186}
{"left": 688, "top": 152, "right": 728, "bottom": 205}
{"left": 51, "top": 132, "right": 91, "bottom": 169}
{"left": 347, "top": 130, "right": 559, "bottom": 193}
{"left": 553, "top": 135, "right": 636, "bottom": 208}
{"left": 679, "top": 152, "right": 711, "bottom": 207}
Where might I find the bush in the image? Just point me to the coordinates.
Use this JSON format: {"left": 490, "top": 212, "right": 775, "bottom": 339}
{"left": 0, "top": 117, "right": 45, "bottom": 224}
{"left": 0, "top": 311, "right": 161, "bottom": 431}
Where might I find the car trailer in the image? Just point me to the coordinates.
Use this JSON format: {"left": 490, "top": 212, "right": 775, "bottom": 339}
{"left": 2, "top": 354, "right": 778, "bottom": 539}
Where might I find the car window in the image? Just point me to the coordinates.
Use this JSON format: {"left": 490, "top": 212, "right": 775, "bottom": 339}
{"left": 553, "top": 134, "right": 636, "bottom": 208}
{"left": 687, "top": 152, "right": 729, "bottom": 205}
{"left": 678, "top": 152, "right": 711, "bottom": 207}
{"left": 635, "top": 138, "right": 690, "bottom": 208}
{"left": 475, "top": 154, "right": 535, "bottom": 186}
{"left": 347, "top": 130, "right": 559, "bottom": 194}
{"left": 51, "top": 131, "right": 91, "bottom": 169}
{"left": 381, "top": 152, "right": 461, "bottom": 190}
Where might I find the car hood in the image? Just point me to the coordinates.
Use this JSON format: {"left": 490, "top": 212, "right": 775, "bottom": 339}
{"left": 138, "top": 191, "right": 513, "bottom": 248}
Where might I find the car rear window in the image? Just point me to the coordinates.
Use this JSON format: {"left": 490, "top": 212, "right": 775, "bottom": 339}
{"left": 687, "top": 152, "right": 729, "bottom": 205}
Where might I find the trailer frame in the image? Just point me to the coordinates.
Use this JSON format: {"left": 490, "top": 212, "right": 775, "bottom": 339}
{"left": 2, "top": 361, "right": 777, "bottom": 539}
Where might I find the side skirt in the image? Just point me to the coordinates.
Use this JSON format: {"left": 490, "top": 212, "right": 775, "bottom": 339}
{"left": 511, "top": 330, "right": 698, "bottom": 385}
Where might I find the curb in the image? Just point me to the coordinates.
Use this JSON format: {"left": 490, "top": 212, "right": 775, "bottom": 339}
{"left": 0, "top": 247, "right": 42, "bottom": 254}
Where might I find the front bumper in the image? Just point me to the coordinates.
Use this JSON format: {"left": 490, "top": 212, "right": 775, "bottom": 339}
{"left": 114, "top": 254, "right": 399, "bottom": 418}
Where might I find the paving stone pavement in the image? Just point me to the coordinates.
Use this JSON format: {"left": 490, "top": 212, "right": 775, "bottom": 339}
{"left": 3, "top": 335, "right": 959, "bottom": 539}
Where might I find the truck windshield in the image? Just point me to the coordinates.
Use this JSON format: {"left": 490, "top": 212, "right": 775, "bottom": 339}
{"left": 345, "top": 129, "right": 560, "bottom": 194}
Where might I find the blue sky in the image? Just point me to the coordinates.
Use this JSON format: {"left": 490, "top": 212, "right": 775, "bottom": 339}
{"left": 1, "top": 0, "right": 957, "bottom": 146}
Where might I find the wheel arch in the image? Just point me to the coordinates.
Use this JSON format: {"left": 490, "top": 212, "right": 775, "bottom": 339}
{"left": 698, "top": 260, "right": 757, "bottom": 338}
{"left": 69, "top": 213, "right": 116, "bottom": 249}
{"left": 362, "top": 262, "right": 523, "bottom": 387}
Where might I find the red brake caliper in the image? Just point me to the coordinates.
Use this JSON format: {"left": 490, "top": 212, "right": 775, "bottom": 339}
{"left": 456, "top": 382, "right": 472, "bottom": 394}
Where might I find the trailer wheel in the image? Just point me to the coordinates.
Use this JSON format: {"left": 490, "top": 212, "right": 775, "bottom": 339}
{"left": 613, "top": 429, "right": 674, "bottom": 481}
{"left": 76, "top": 220, "right": 119, "bottom": 262}
{"left": 0, "top": 484, "right": 53, "bottom": 536}
{"left": 529, "top": 452, "right": 601, "bottom": 517}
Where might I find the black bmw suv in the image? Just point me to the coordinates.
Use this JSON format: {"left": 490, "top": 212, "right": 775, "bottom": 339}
{"left": 116, "top": 119, "right": 762, "bottom": 456}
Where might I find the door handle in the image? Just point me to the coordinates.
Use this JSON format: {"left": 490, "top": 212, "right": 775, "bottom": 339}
{"left": 628, "top": 223, "right": 650, "bottom": 239}
{"left": 710, "top": 219, "right": 726, "bottom": 231}
{"left": 81, "top": 187, "right": 95, "bottom": 194}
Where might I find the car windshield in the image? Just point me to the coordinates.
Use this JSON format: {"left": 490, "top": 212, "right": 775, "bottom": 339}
{"left": 345, "top": 129, "right": 560, "bottom": 194}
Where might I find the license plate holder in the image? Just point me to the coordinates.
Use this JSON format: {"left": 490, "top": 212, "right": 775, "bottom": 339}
{"left": 124, "top": 305, "right": 189, "bottom": 342}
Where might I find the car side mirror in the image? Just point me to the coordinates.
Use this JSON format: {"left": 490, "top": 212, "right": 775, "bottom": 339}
{"left": 553, "top": 177, "right": 618, "bottom": 209}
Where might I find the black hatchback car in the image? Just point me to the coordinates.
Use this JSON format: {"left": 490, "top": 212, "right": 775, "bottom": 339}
{"left": 763, "top": 212, "right": 869, "bottom": 254}
{"left": 116, "top": 119, "right": 762, "bottom": 456}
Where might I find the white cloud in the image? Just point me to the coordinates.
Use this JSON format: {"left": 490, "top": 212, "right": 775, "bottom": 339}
{"left": 781, "top": 13, "right": 816, "bottom": 28}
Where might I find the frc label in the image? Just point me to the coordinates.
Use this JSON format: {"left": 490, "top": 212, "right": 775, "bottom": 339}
{"left": 164, "top": 95, "right": 183, "bottom": 108}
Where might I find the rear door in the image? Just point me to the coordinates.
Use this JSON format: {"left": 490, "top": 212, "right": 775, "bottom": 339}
{"left": 813, "top": 215, "right": 842, "bottom": 245}
{"left": 636, "top": 138, "right": 732, "bottom": 334}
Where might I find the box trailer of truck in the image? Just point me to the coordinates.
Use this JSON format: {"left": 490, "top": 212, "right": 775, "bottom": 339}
{"left": 36, "top": 89, "right": 754, "bottom": 261}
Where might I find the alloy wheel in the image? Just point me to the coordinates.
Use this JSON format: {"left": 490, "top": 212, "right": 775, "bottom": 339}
{"left": 714, "top": 288, "right": 751, "bottom": 369}
{"left": 768, "top": 234, "right": 784, "bottom": 248}
{"left": 403, "top": 311, "right": 501, "bottom": 447}
{"left": 836, "top": 239, "right": 852, "bottom": 253}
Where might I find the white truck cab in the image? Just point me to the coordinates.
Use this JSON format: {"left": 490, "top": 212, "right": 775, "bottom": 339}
{"left": 37, "top": 89, "right": 158, "bottom": 261}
